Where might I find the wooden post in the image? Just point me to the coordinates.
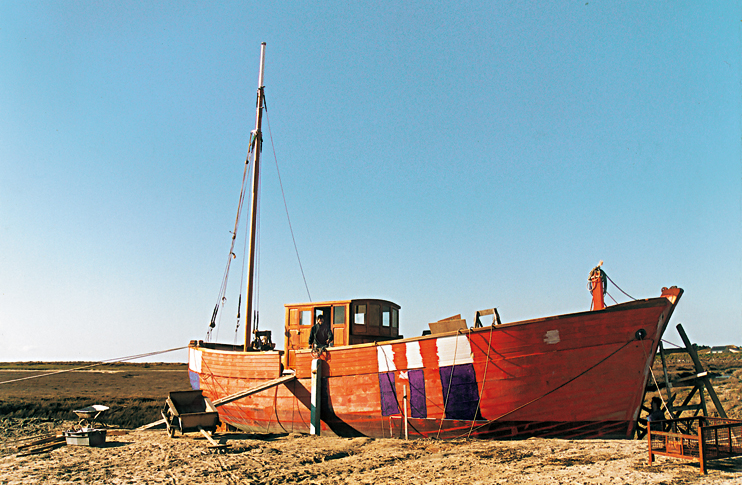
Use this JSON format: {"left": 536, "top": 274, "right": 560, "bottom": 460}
{"left": 647, "top": 425, "right": 654, "bottom": 466}
{"left": 676, "top": 324, "right": 727, "bottom": 418}
{"left": 310, "top": 359, "right": 321, "bottom": 435}
{"left": 698, "top": 421, "right": 706, "bottom": 474}
{"left": 727, "top": 426, "right": 733, "bottom": 455}
{"left": 659, "top": 341, "right": 672, "bottom": 399}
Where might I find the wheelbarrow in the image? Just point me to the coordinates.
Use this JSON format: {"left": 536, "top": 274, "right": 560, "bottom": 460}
{"left": 161, "top": 390, "right": 224, "bottom": 449}
{"left": 72, "top": 404, "right": 109, "bottom": 428}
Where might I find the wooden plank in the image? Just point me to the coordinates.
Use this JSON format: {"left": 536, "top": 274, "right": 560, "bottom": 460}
{"left": 137, "top": 418, "right": 166, "bottom": 431}
{"left": 212, "top": 374, "right": 296, "bottom": 406}
{"left": 672, "top": 404, "right": 705, "bottom": 413}
{"left": 16, "top": 437, "right": 66, "bottom": 456}
{"left": 197, "top": 426, "right": 226, "bottom": 448}
{"left": 429, "top": 319, "right": 467, "bottom": 334}
{"left": 16, "top": 434, "right": 62, "bottom": 450}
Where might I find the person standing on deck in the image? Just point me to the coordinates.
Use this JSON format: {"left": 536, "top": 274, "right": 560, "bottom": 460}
{"left": 309, "top": 314, "right": 333, "bottom": 349}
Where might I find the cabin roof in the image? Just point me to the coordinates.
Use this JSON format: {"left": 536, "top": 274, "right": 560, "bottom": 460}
{"left": 284, "top": 298, "right": 400, "bottom": 309}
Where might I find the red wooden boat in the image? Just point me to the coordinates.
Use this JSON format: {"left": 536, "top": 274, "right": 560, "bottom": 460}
{"left": 188, "top": 44, "right": 684, "bottom": 439}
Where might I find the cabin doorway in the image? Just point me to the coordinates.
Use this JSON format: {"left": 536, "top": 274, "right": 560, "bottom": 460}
{"left": 315, "top": 307, "right": 331, "bottom": 324}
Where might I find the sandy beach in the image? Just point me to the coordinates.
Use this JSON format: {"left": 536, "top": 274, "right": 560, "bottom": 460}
{"left": 1, "top": 419, "right": 741, "bottom": 484}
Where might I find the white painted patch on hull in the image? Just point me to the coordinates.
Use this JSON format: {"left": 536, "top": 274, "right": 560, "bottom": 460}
{"left": 436, "top": 334, "right": 474, "bottom": 367}
{"left": 406, "top": 340, "right": 424, "bottom": 369}
{"left": 188, "top": 348, "right": 202, "bottom": 373}
{"left": 377, "top": 345, "right": 395, "bottom": 372}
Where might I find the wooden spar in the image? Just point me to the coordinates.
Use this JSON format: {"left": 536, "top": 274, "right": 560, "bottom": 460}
{"left": 212, "top": 374, "right": 295, "bottom": 406}
{"left": 137, "top": 418, "right": 166, "bottom": 430}
{"left": 244, "top": 42, "right": 267, "bottom": 351}
{"left": 198, "top": 426, "right": 227, "bottom": 449}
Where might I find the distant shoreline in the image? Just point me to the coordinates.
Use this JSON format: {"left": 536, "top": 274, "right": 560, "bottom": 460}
{"left": 0, "top": 362, "right": 187, "bottom": 372}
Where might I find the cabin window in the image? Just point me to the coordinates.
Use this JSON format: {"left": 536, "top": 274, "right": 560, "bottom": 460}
{"left": 382, "top": 306, "right": 391, "bottom": 327}
{"left": 354, "top": 304, "right": 366, "bottom": 324}
{"left": 334, "top": 306, "right": 346, "bottom": 325}
{"left": 391, "top": 308, "right": 398, "bottom": 329}
{"left": 300, "top": 310, "right": 312, "bottom": 326}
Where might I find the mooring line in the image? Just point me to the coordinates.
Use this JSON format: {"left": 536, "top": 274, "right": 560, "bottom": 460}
{"left": 467, "top": 324, "right": 495, "bottom": 438}
{"left": 0, "top": 346, "right": 188, "bottom": 385}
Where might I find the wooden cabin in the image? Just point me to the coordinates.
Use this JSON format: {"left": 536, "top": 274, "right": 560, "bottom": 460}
{"left": 283, "top": 299, "right": 401, "bottom": 367}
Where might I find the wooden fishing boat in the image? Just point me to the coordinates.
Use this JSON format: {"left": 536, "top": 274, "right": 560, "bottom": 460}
{"left": 188, "top": 44, "right": 684, "bottom": 439}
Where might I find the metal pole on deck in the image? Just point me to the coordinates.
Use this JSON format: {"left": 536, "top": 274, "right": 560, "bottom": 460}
{"left": 310, "top": 359, "right": 321, "bottom": 435}
{"left": 403, "top": 385, "right": 408, "bottom": 440}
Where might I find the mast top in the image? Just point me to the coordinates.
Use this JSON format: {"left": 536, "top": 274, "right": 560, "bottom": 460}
{"left": 258, "top": 42, "right": 266, "bottom": 89}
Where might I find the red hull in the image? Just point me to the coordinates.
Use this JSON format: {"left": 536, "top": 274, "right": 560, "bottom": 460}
{"left": 188, "top": 288, "right": 682, "bottom": 439}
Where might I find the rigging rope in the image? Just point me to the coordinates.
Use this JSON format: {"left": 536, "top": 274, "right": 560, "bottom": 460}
{"left": 265, "top": 108, "right": 312, "bottom": 302}
{"left": 605, "top": 273, "right": 636, "bottom": 301}
{"left": 0, "top": 346, "right": 188, "bottom": 386}
{"left": 199, "top": 357, "right": 256, "bottom": 428}
{"left": 211, "top": 91, "right": 313, "bottom": 342}
{"left": 254, "top": 170, "right": 262, "bottom": 335}
{"left": 234, "top": 147, "right": 261, "bottom": 344}
{"left": 437, "top": 331, "right": 460, "bottom": 439}
{"left": 661, "top": 339, "right": 683, "bottom": 349}
{"left": 642, "top": 340, "right": 671, "bottom": 418}
{"left": 467, "top": 324, "right": 495, "bottom": 438}
{"left": 209, "top": 131, "right": 255, "bottom": 340}
{"left": 234, "top": 164, "right": 253, "bottom": 344}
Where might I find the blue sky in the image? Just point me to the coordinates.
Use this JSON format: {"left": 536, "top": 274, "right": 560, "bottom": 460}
{"left": 1, "top": 1, "right": 739, "bottom": 362}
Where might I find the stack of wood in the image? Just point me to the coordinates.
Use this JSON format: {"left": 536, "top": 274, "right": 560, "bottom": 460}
{"left": 12, "top": 433, "right": 66, "bottom": 456}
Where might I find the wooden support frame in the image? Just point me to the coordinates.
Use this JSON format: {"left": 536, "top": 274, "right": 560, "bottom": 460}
{"left": 675, "top": 325, "right": 727, "bottom": 419}
{"left": 637, "top": 324, "right": 728, "bottom": 439}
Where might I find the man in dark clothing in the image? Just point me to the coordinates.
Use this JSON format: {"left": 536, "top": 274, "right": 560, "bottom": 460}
{"left": 647, "top": 397, "right": 665, "bottom": 431}
{"left": 309, "top": 314, "right": 333, "bottom": 349}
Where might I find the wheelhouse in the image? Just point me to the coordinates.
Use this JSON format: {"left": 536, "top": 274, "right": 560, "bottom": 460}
{"left": 283, "top": 299, "right": 401, "bottom": 366}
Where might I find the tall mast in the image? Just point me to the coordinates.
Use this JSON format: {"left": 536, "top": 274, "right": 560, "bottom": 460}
{"left": 244, "top": 42, "right": 266, "bottom": 351}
